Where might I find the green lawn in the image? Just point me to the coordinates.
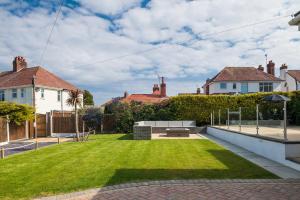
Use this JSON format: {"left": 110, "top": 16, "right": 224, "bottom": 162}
{"left": 0, "top": 134, "right": 277, "bottom": 199}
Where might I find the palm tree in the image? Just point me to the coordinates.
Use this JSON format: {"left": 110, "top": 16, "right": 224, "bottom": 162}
{"left": 66, "top": 89, "right": 82, "bottom": 141}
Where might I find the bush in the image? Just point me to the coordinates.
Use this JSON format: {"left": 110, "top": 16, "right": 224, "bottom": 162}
{"left": 0, "top": 101, "right": 34, "bottom": 124}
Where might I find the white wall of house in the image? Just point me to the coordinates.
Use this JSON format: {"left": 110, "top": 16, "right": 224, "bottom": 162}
{"left": 280, "top": 72, "right": 299, "bottom": 92}
{"left": 208, "top": 81, "right": 281, "bottom": 94}
{"left": 35, "top": 88, "right": 76, "bottom": 114}
{"left": 0, "top": 86, "right": 83, "bottom": 114}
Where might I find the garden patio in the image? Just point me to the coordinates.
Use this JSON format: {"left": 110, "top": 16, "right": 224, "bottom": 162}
{"left": 0, "top": 134, "right": 277, "bottom": 200}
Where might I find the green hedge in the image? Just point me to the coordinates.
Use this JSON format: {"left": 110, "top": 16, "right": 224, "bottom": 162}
{"left": 170, "top": 91, "right": 300, "bottom": 125}
{"left": 105, "top": 91, "right": 300, "bottom": 132}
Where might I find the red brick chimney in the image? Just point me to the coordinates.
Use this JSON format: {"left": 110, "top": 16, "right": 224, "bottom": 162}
{"left": 152, "top": 84, "right": 160, "bottom": 94}
{"left": 205, "top": 79, "right": 210, "bottom": 95}
{"left": 257, "top": 65, "right": 264, "bottom": 71}
{"left": 267, "top": 60, "right": 275, "bottom": 76}
{"left": 160, "top": 77, "right": 166, "bottom": 97}
{"left": 13, "top": 56, "right": 27, "bottom": 72}
{"left": 124, "top": 91, "right": 129, "bottom": 98}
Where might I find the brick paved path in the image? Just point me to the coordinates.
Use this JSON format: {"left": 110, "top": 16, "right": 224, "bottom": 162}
{"left": 39, "top": 179, "right": 300, "bottom": 200}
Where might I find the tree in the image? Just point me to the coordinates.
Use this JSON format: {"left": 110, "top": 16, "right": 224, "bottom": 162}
{"left": 66, "top": 90, "right": 82, "bottom": 141}
{"left": 83, "top": 90, "right": 94, "bottom": 106}
{"left": 81, "top": 106, "right": 103, "bottom": 132}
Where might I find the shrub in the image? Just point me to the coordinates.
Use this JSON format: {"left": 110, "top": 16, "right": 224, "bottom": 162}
{"left": 0, "top": 101, "right": 34, "bottom": 124}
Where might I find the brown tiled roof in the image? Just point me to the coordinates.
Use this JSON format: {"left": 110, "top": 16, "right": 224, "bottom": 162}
{"left": 121, "top": 94, "right": 168, "bottom": 104}
{"left": 205, "top": 67, "right": 282, "bottom": 85}
{"left": 0, "top": 66, "right": 78, "bottom": 90}
{"left": 288, "top": 70, "right": 300, "bottom": 81}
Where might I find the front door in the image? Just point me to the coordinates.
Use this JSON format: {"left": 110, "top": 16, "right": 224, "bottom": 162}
{"left": 241, "top": 82, "right": 248, "bottom": 93}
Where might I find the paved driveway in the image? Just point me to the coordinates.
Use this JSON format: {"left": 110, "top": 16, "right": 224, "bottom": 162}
{"left": 38, "top": 179, "right": 300, "bottom": 200}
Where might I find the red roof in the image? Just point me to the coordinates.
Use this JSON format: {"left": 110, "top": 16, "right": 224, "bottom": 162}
{"left": 288, "top": 70, "right": 300, "bottom": 82}
{"left": 204, "top": 67, "right": 282, "bottom": 87}
{"left": 121, "top": 94, "right": 168, "bottom": 104}
{"left": 0, "top": 66, "right": 78, "bottom": 90}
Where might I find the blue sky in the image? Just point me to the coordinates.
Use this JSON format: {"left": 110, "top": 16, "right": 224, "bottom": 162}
{"left": 0, "top": 0, "right": 300, "bottom": 104}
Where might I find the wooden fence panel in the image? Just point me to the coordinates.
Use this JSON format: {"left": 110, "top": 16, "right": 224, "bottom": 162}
{"left": 37, "top": 114, "right": 47, "bottom": 137}
{"left": 52, "top": 115, "right": 84, "bottom": 133}
{"left": 0, "top": 118, "right": 7, "bottom": 142}
{"left": 9, "top": 122, "right": 26, "bottom": 141}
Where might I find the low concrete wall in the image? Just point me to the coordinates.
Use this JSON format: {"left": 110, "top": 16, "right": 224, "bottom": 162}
{"left": 207, "top": 127, "right": 300, "bottom": 171}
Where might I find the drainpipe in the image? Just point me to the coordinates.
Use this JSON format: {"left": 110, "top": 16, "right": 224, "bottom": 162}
{"left": 6, "top": 115, "right": 10, "bottom": 143}
{"left": 283, "top": 100, "right": 287, "bottom": 140}
{"left": 32, "top": 75, "right": 37, "bottom": 138}
{"left": 256, "top": 104, "right": 259, "bottom": 135}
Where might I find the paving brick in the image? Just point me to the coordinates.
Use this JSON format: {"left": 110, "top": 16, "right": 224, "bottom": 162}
{"left": 37, "top": 179, "right": 300, "bottom": 200}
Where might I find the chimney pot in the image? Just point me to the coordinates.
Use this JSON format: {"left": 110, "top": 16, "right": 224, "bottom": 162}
{"left": 280, "top": 64, "right": 288, "bottom": 70}
{"left": 258, "top": 65, "right": 264, "bottom": 71}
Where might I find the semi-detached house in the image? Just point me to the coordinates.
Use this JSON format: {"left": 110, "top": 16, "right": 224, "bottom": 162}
{"left": 203, "top": 61, "right": 283, "bottom": 95}
{"left": 0, "top": 56, "right": 82, "bottom": 114}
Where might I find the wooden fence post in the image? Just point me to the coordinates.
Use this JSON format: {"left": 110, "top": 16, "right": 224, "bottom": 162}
{"left": 50, "top": 111, "right": 53, "bottom": 136}
{"left": 25, "top": 120, "right": 29, "bottom": 139}
{"left": 35, "top": 140, "right": 38, "bottom": 150}
{"left": 6, "top": 115, "right": 10, "bottom": 143}
{"left": 0, "top": 148, "right": 4, "bottom": 159}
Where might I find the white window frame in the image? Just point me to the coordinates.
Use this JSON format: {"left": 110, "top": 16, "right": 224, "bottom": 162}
{"left": 259, "top": 82, "right": 273, "bottom": 92}
{"left": 41, "top": 88, "right": 45, "bottom": 99}
{"left": 21, "top": 88, "right": 25, "bottom": 98}
{"left": 220, "top": 82, "right": 227, "bottom": 89}
{"left": 12, "top": 89, "right": 17, "bottom": 98}
{"left": 0, "top": 90, "right": 4, "bottom": 101}
{"left": 233, "top": 83, "right": 237, "bottom": 90}
{"left": 57, "top": 90, "right": 61, "bottom": 101}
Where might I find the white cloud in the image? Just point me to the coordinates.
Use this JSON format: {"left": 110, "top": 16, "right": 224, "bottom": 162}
{"left": 79, "top": 0, "right": 141, "bottom": 15}
{"left": 0, "top": 0, "right": 300, "bottom": 104}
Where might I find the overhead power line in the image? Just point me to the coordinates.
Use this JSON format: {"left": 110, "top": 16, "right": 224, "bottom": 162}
{"left": 68, "top": 14, "right": 290, "bottom": 68}
{"left": 38, "top": 0, "right": 64, "bottom": 65}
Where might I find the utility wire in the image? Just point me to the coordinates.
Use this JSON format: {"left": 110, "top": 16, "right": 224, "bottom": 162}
{"left": 38, "top": 0, "right": 64, "bottom": 65}
{"left": 185, "top": 14, "right": 291, "bottom": 47}
{"left": 68, "top": 14, "right": 290, "bottom": 68}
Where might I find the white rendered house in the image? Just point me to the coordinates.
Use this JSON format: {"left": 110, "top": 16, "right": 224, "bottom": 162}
{"left": 280, "top": 64, "right": 300, "bottom": 92}
{"left": 0, "top": 56, "right": 82, "bottom": 114}
{"left": 202, "top": 61, "right": 283, "bottom": 95}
